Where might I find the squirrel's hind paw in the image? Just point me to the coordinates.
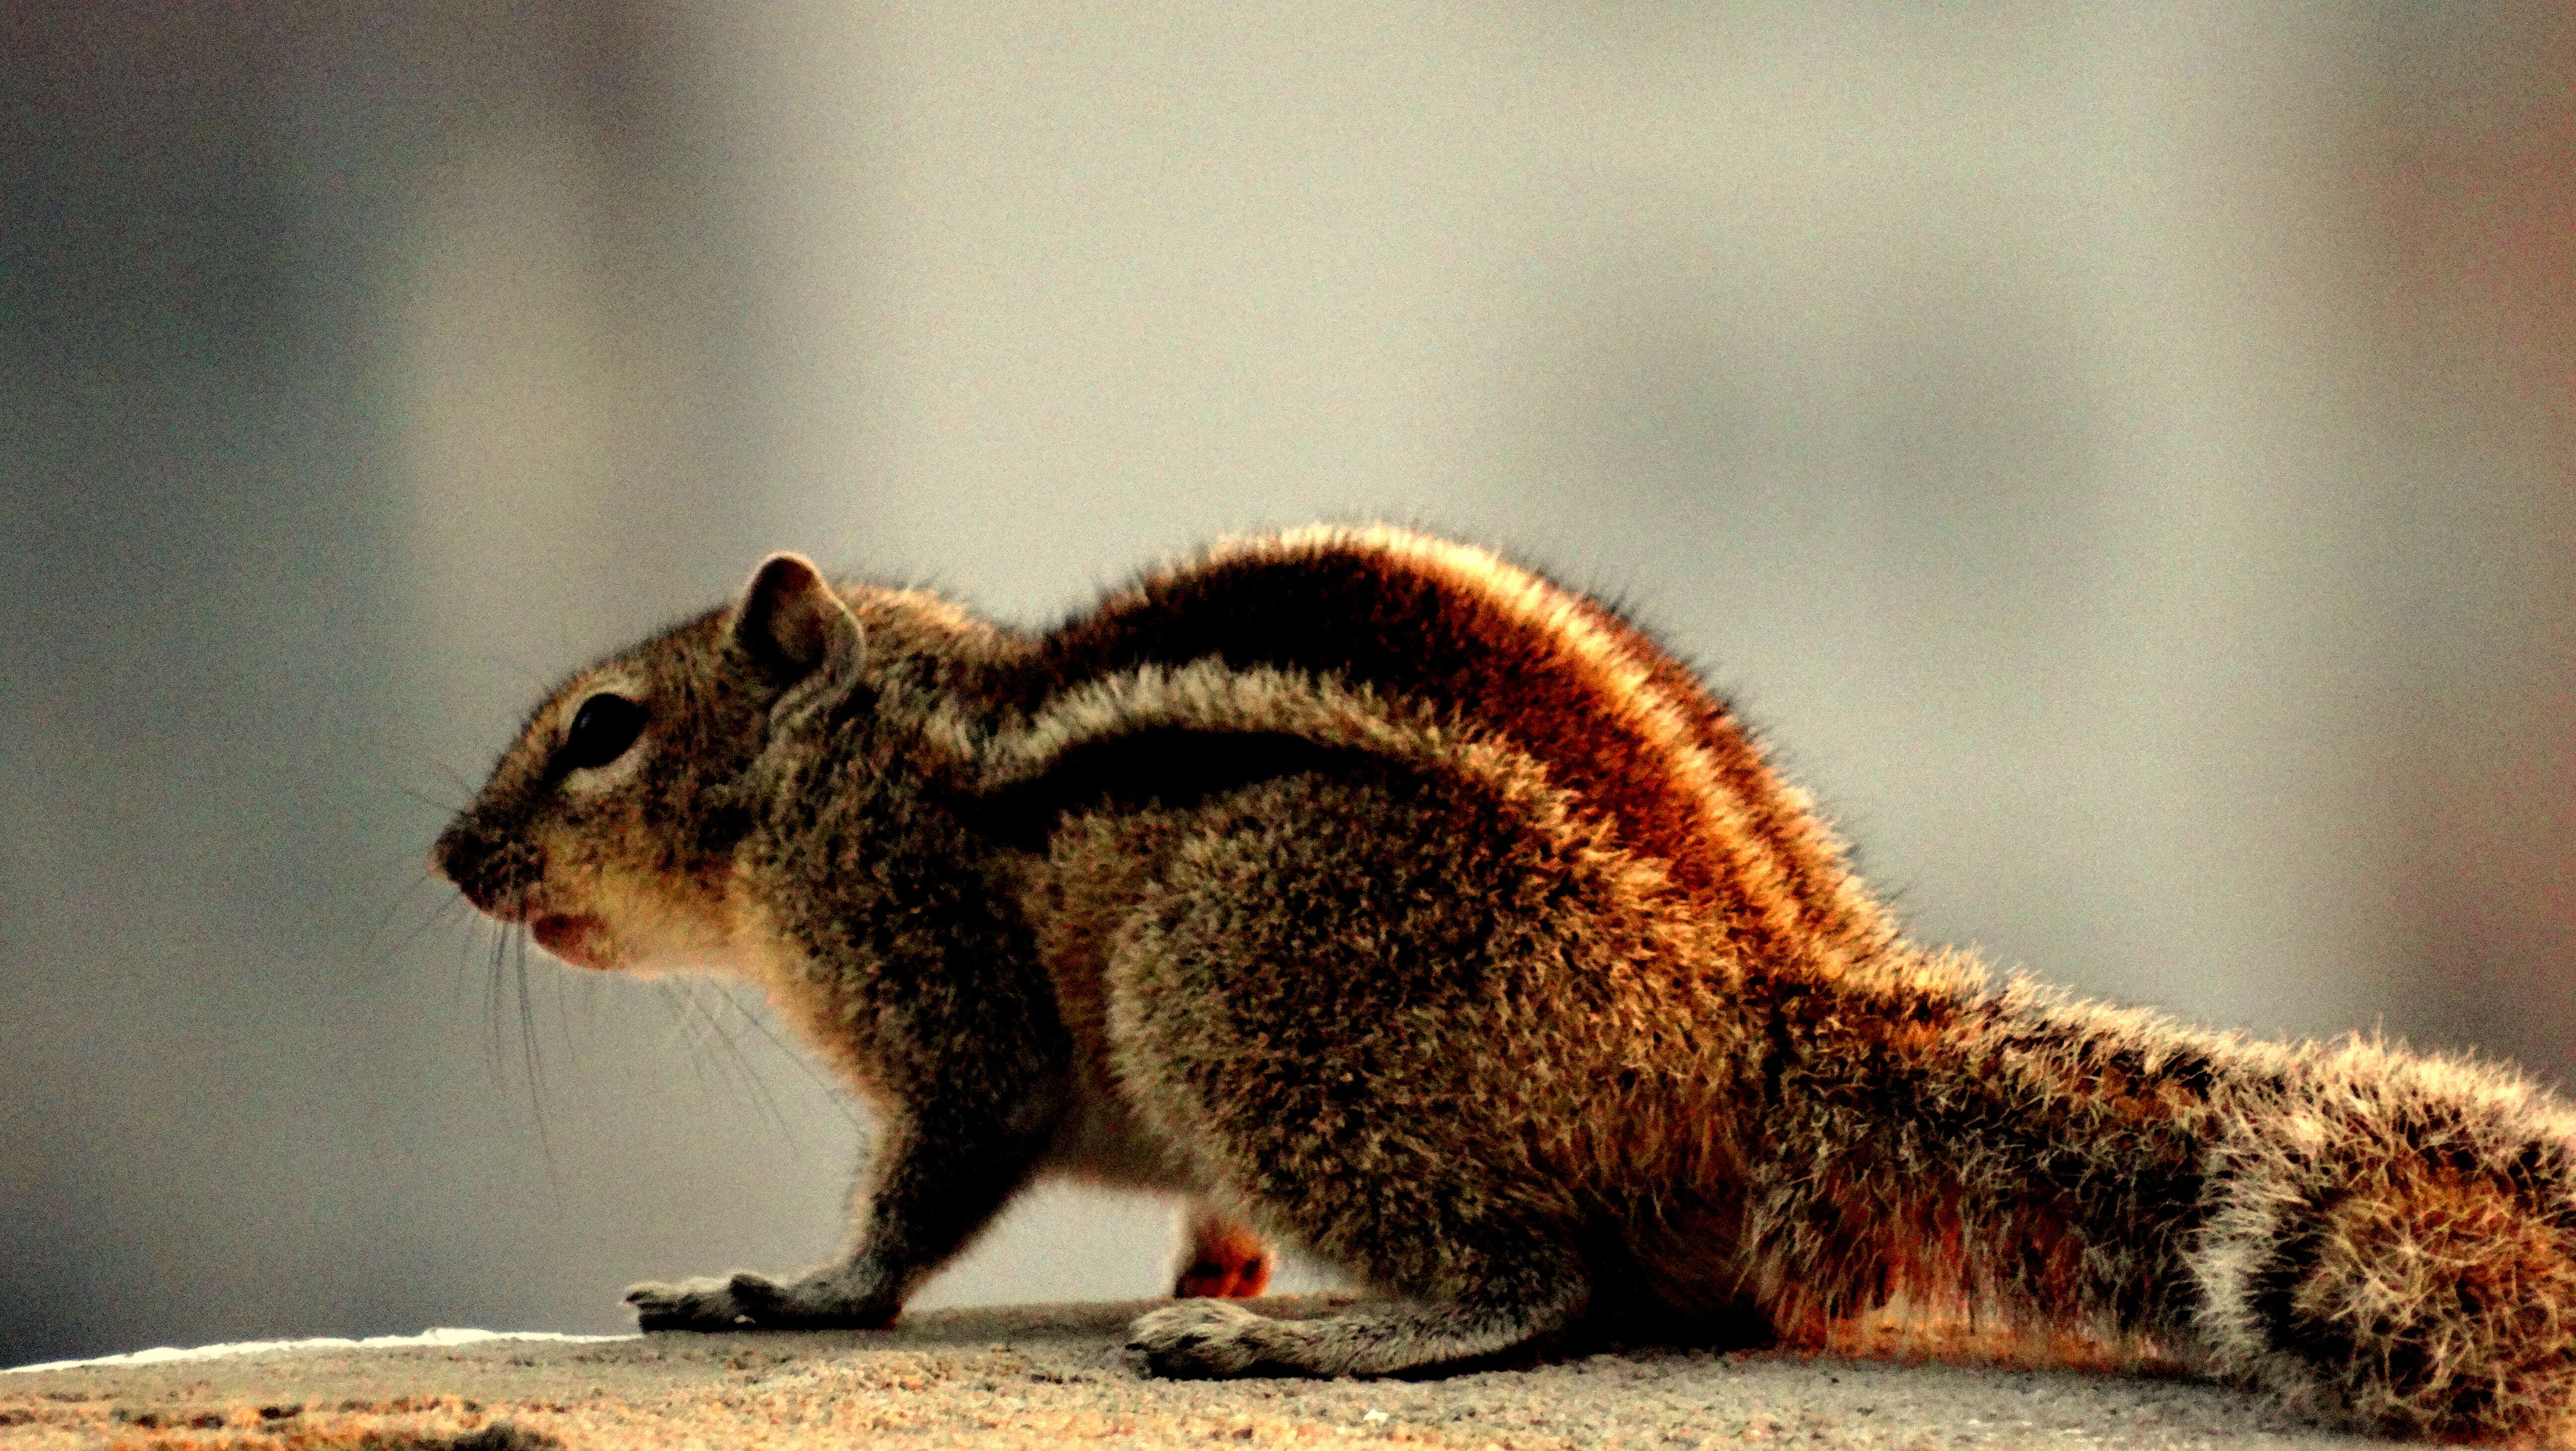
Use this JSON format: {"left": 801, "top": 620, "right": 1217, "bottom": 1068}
{"left": 625, "top": 1271, "right": 898, "bottom": 1332}
{"left": 1127, "top": 1300, "right": 1282, "bottom": 1377}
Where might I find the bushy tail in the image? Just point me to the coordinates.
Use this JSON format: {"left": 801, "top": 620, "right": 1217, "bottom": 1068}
{"left": 2189, "top": 1041, "right": 2576, "bottom": 1439}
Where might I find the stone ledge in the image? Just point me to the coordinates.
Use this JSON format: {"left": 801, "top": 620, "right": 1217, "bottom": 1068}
{"left": 0, "top": 1298, "right": 2403, "bottom": 1450}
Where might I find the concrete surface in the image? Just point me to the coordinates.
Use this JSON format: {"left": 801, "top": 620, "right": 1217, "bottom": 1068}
{"left": 0, "top": 1296, "right": 2406, "bottom": 1450}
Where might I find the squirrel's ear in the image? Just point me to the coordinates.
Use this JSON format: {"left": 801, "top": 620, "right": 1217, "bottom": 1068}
{"left": 726, "top": 553, "right": 863, "bottom": 684}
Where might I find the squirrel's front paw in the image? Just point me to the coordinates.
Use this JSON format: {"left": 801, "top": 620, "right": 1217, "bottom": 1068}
{"left": 1127, "top": 1300, "right": 1299, "bottom": 1378}
{"left": 624, "top": 1274, "right": 761, "bottom": 1331}
{"left": 624, "top": 1272, "right": 898, "bottom": 1332}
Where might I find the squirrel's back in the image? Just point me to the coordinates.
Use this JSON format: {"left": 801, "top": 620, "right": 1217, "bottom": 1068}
{"left": 985, "top": 525, "right": 1893, "bottom": 975}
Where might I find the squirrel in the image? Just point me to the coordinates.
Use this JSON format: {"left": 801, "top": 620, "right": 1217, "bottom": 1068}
{"left": 434, "top": 523, "right": 2576, "bottom": 1440}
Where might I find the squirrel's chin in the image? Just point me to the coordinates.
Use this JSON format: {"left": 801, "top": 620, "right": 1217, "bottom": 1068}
{"left": 531, "top": 913, "right": 617, "bottom": 970}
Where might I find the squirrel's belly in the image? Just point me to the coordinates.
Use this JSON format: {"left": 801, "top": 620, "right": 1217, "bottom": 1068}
{"left": 1039, "top": 1067, "right": 1199, "bottom": 1191}
{"left": 1019, "top": 810, "right": 1208, "bottom": 1192}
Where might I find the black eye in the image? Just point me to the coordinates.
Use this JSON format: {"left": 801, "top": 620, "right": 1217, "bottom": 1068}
{"left": 561, "top": 693, "right": 647, "bottom": 771}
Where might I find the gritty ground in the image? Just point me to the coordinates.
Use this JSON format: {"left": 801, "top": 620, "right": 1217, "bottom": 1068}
{"left": 0, "top": 1296, "right": 2406, "bottom": 1451}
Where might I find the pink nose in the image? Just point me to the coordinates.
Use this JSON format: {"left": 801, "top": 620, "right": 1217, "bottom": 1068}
{"left": 531, "top": 914, "right": 612, "bottom": 969}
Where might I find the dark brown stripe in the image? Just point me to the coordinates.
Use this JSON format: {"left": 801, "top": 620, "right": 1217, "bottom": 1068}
{"left": 967, "top": 728, "right": 1383, "bottom": 850}
{"left": 1568, "top": 595, "right": 1888, "bottom": 961}
{"left": 1020, "top": 536, "right": 1733, "bottom": 908}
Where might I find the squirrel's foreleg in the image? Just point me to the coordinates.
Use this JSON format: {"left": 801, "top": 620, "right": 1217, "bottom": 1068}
{"left": 625, "top": 1092, "right": 1063, "bottom": 1330}
{"left": 625, "top": 705, "right": 1078, "bottom": 1333}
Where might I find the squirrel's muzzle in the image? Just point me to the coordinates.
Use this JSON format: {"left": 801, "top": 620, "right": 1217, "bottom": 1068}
{"left": 430, "top": 817, "right": 539, "bottom": 920}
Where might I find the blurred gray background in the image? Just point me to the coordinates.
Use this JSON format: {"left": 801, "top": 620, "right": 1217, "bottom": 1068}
{"left": 4, "top": 1, "right": 2570, "bottom": 1368}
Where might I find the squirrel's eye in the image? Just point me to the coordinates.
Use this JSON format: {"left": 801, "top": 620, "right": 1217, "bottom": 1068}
{"left": 561, "top": 693, "right": 647, "bottom": 771}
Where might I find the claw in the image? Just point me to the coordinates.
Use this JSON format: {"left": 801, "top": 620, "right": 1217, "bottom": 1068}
{"left": 622, "top": 1270, "right": 903, "bottom": 1333}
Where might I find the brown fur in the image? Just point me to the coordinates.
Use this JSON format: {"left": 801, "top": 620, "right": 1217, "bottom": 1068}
{"left": 433, "top": 526, "right": 2576, "bottom": 1440}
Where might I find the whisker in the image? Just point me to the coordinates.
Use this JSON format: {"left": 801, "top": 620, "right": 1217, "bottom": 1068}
{"left": 485, "top": 919, "right": 511, "bottom": 1094}
{"left": 715, "top": 985, "right": 864, "bottom": 1129}
{"left": 441, "top": 909, "right": 493, "bottom": 1073}
{"left": 550, "top": 945, "right": 577, "bottom": 1059}
{"left": 651, "top": 979, "right": 814, "bottom": 1159}
{"left": 650, "top": 979, "right": 764, "bottom": 1150}
{"left": 424, "top": 756, "right": 482, "bottom": 803}
{"left": 540, "top": 945, "right": 604, "bottom": 1116}
{"left": 390, "top": 782, "right": 465, "bottom": 816}
{"left": 363, "top": 872, "right": 467, "bottom": 969}
{"left": 515, "top": 928, "right": 562, "bottom": 1193}
{"left": 682, "top": 979, "right": 806, "bottom": 1154}
{"left": 662, "top": 979, "right": 759, "bottom": 1104}
{"left": 346, "top": 776, "right": 469, "bottom": 818}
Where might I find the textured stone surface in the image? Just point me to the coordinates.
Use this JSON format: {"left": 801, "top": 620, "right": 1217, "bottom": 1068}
{"left": 0, "top": 1298, "right": 2404, "bottom": 1450}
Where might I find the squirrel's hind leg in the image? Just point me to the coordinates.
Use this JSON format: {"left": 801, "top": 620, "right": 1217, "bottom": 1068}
{"left": 1110, "top": 771, "right": 1655, "bottom": 1378}
{"left": 1173, "top": 1204, "right": 1274, "bottom": 1299}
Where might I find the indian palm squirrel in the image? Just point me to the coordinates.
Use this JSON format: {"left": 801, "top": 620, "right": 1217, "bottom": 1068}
{"left": 434, "top": 524, "right": 2576, "bottom": 1440}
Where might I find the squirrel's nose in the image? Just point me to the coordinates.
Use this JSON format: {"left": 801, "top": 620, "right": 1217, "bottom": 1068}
{"left": 430, "top": 818, "right": 533, "bottom": 917}
{"left": 428, "top": 823, "right": 467, "bottom": 887}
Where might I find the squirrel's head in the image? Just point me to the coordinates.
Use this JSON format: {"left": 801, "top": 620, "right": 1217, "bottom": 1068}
{"left": 431, "top": 553, "right": 865, "bottom": 973}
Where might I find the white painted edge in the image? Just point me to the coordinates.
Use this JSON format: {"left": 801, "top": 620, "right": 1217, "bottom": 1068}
{"left": 7, "top": 1327, "right": 635, "bottom": 1375}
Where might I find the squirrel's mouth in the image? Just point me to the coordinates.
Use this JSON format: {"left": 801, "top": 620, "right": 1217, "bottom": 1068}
{"left": 530, "top": 913, "right": 614, "bottom": 970}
